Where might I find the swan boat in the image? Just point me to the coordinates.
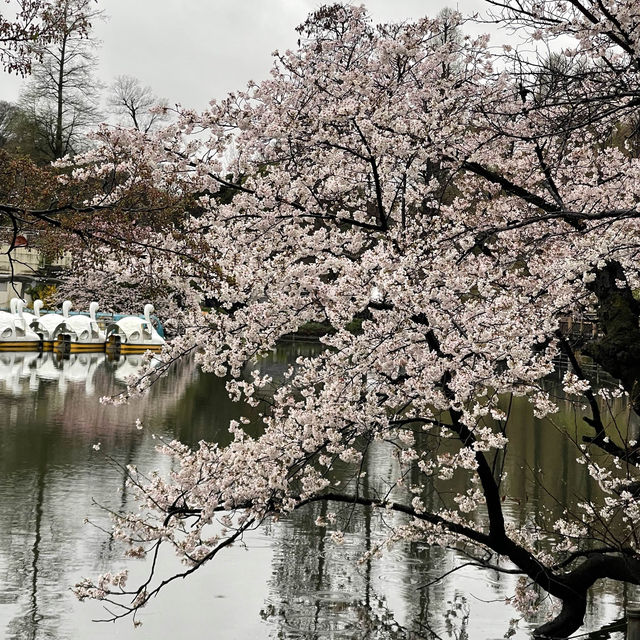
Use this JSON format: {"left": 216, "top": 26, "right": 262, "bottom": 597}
{"left": 30, "top": 300, "right": 72, "bottom": 351}
{"left": 53, "top": 302, "right": 106, "bottom": 353}
{"left": 0, "top": 299, "right": 43, "bottom": 351}
{"left": 20, "top": 299, "right": 43, "bottom": 326}
{"left": 105, "top": 304, "right": 165, "bottom": 354}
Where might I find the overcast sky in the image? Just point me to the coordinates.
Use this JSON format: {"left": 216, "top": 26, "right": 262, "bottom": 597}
{"left": 1, "top": 0, "right": 496, "bottom": 113}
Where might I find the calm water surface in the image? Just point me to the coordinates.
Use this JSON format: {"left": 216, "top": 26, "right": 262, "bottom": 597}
{"left": 0, "top": 346, "right": 634, "bottom": 639}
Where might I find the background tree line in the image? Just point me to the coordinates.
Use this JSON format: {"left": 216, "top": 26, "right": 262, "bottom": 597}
{"left": 1, "top": 0, "right": 167, "bottom": 164}
{"left": 0, "top": 0, "right": 173, "bottom": 269}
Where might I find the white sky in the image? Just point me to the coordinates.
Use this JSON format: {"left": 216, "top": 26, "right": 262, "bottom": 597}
{"left": 0, "top": 0, "right": 495, "bottom": 112}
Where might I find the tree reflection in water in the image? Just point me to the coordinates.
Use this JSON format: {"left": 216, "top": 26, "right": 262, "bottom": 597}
{"left": 253, "top": 348, "right": 637, "bottom": 639}
{"left": 0, "top": 347, "right": 634, "bottom": 638}
{"left": 0, "top": 351, "right": 200, "bottom": 640}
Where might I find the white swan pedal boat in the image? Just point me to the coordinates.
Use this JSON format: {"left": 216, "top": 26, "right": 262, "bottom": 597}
{"left": 0, "top": 299, "right": 43, "bottom": 351}
{"left": 105, "top": 304, "right": 165, "bottom": 354}
{"left": 53, "top": 301, "right": 106, "bottom": 353}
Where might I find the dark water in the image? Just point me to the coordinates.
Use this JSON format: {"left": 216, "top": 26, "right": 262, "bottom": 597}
{"left": 0, "top": 347, "right": 634, "bottom": 639}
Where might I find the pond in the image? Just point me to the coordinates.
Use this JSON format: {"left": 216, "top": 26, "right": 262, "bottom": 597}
{"left": 0, "top": 345, "right": 634, "bottom": 639}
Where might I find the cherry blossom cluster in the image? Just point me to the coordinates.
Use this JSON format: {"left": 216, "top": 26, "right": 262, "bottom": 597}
{"left": 67, "top": 3, "right": 640, "bottom": 634}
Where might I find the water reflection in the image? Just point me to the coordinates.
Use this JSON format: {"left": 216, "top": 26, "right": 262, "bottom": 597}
{"left": 0, "top": 347, "right": 632, "bottom": 639}
{"left": 0, "top": 352, "right": 161, "bottom": 398}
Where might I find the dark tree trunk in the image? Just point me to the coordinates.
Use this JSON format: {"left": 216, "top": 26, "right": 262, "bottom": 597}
{"left": 585, "top": 261, "right": 640, "bottom": 413}
{"left": 533, "top": 596, "right": 587, "bottom": 638}
{"left": 533, "top": 554, "right": 640, "bottom": 638}
{"left": 54, "top": 33, "right": 66, "bottom": 159}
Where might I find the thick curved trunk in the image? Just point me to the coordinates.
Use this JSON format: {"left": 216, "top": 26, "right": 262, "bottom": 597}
{"left": 533, "top": 554, "right": 640, "bottom": 638}
{"left": 533, "top": 596, "right": 587, "bottom": 638}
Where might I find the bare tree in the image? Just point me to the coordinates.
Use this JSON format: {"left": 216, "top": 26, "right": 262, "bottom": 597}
{"left": 108, "top": 75, "right": 168, "bottom": 133}
{"left": 17, "top": 0, "right": 102, "bottom": 161}
{"left": 0, "top": 101, "right": 20, "bottom": 148}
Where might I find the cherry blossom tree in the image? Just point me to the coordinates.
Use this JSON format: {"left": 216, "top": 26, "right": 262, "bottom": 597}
{"left": 45, "top": 2, "right": 640, "bottom": 637}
